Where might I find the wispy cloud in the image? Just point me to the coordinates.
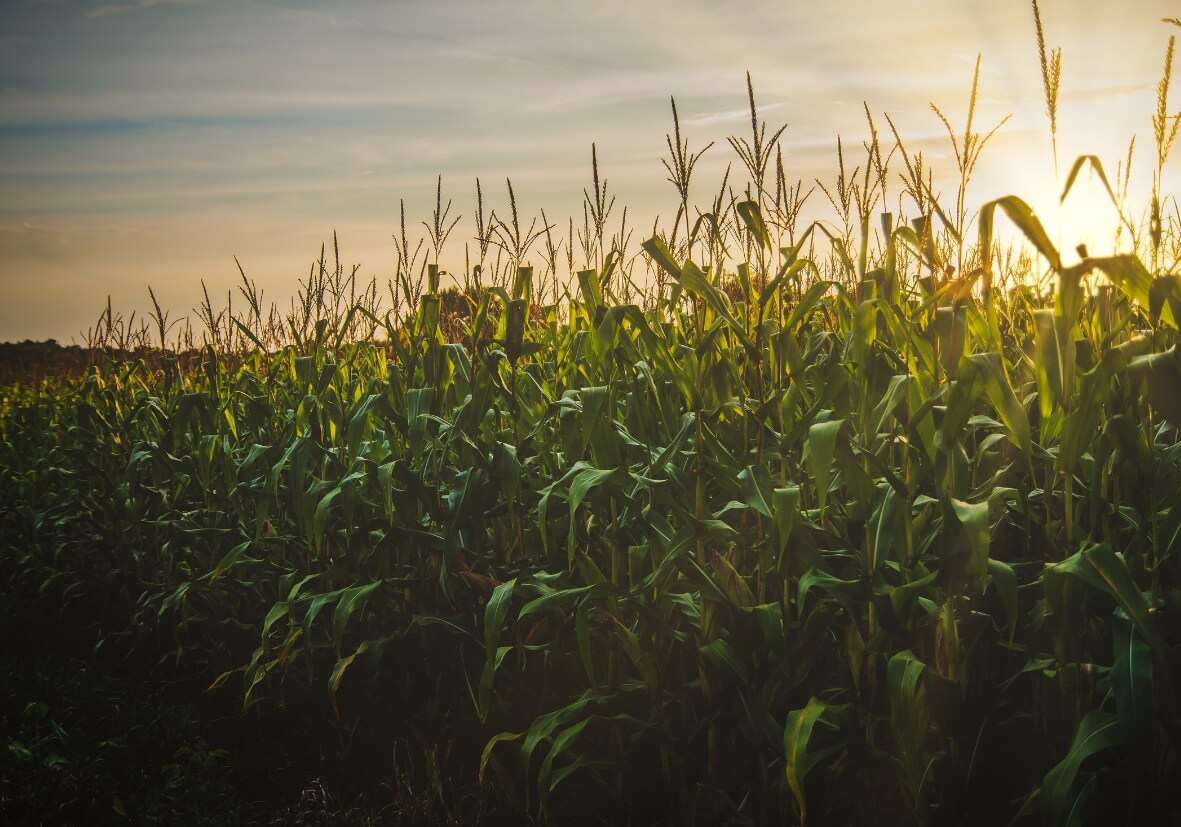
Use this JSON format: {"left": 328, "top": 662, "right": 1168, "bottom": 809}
{"left": 0, "top": 221, "right": 70, "bottom": 248}
{"left": 0, "top": 221, "right": 158, "bottom": 245}
{"left": 85, "top": 0, "right": 189, "bottom": 18}
{"left": 685, "top": 103, "right": 785, "bottom": 128}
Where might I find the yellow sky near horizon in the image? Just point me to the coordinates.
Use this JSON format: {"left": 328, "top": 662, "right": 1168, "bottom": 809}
{"left": 0, "top": 0, "right": 1177, "bottom": 343}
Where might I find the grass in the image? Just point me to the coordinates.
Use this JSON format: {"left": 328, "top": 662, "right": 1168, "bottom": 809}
{"left": 2, "top": 11, "right": 1181, "bottom": 826}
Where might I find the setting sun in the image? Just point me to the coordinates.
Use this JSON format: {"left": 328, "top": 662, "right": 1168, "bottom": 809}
{"left": 1056, "top": 162, "right": 1127, "bottom": 260}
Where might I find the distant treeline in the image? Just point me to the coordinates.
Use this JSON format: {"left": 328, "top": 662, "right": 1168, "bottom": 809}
{"left": 0, "top": 340, "right": 206, "bottom": 386}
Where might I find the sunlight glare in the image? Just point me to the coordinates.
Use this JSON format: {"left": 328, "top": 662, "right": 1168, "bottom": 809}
{"left": 1055, "top": 171, "right": 1123, "bottom": 261}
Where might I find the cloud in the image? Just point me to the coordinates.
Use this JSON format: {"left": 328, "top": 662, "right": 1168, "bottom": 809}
{"left": 86, "top": 4, "right": 129, "bottom": 16}
{"left": 0, "top": 221, "right": 159, "bottom": 246}
{"left": 0, "top": 221, "right": 69, "bottom": 247}
{"left": 684, "top": 103, "right": 785, "bottom": 128}
{"left": 84, "top": 0, "right": 190, "bottom": 18}
{"left": 242, "top": 0, "right": 367, "bottom": 31}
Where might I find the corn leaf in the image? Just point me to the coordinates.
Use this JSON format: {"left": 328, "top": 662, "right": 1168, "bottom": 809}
{"left": 783, "top": 697, "right": 828, "bottom": 824}
{"left": 980, "top": 195, "right": 1061, "bottom": 273}
{"left": 736, "top": 200, "right": 772, "bottom": 250}
{"left": 478, "top": 578, "right": 517, "bottom": 721}
{"left": 1041, "top": 710, "right": 1123, "bottom": 822}
{"left": 1111, "top": 611, "right": 1153, "bottom": 742}
{"left": 332, "top": 581, "right": 381, "bottom": 656}
{"left": 808, "top": 418, "right": 844, "bottom": 518}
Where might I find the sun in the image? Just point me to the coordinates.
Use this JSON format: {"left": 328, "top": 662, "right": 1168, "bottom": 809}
{"left": 974, "top": 156, "right": 1128, "bottom": 271}
{"left": 1054, "top": 169, "right": 1125, "bottom": 260}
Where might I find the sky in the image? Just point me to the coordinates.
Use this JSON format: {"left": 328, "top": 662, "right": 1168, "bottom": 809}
{"left": 0, "top": 0, "right": 1177, "bottom": 343}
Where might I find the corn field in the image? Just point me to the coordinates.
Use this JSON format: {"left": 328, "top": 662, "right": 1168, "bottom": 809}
{"left": 3, "top": 16, "right": 1181, "bottom": 827}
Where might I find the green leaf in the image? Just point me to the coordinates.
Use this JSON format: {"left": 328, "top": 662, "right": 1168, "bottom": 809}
{"left": 680, "top": 260, "right": 756, "bottom": 355}
{"left": 332, "top": 581, "right": 381, "bottom": 656}
{"left": 345, "top": 393, "right": 380, "bottom": 458}
{"left": 261, "top": 601, "right": 290, "bottom": 644}
{"left": 641, "top": 235, "right": 683, "bottom": 284}
{"left": 709, "top": 551, "right": 756, "bottom": 608}
{"left": 758, "top": 259, "right": 816, "bottom": 313}
{"left": 210, "top": 541, "right": 256, "bottom": 582}
{"left": 238, "top": 442, "right": 272, "bottom": 471}
{"left": 699, "top": 638, "right": 749, "bottom": 684}
{"left": 607, "top": 615, "right": 660, "bottom": 694}
{"left": 772, "top": 485, "right": 801, "bottom": 558}
{"left": 867, "top": 483, "right": 898, "bottom": 573}
{"left": 888, "top": 650, "right": 929, "bottom": 797}
{"left": 738, "top": 464, "right": 774, "bottom": 518}
{"left": 479, "top": 731, "right": 523, "bottom": 787}
{"left": 979, "top": 195, "right": 1061, "bottom": 273}
{"left": 304, "top": 588, "right": 347, "bottom": 634}
{"left": 807, "top": 418, "right": 844, "bottom": 518}
{"left": 312, "top": 485, "right": 341, "bottom": 554}
{"left": 328, "top": 635, "right": 390, "bottom": 716}
{"left": 521, "top": 692, "right": 597, "bottom": 773}
{"left": 673, "top": 552, "right": 735, "bottom": 606}
{"left": 783, "top": 280, "right": 836, "bottom": 331}
{"left": 407, "top": 614, "right": 482, "bottom": 646}
{"left": 798, "top": 569, "right": 865, "bottom": 615}
{"left": 576, "top": 598, "right": 595, "bottom": 686}
{"left": 1149, "top": 275, "right": 1181, "bottom": 327}
{"left": 327, "top": 652, "right": 360, "bottom": 716}
{"left": 569, "top": 465, "right": 622, "bottom": 514}
{"left": 783, "top": 697, "right": 828, "bottom": 824}
{"left": 1111, "top": 612, "right": 1153, "bottom": 742}
{"left": 537, "top": 718, "right": 591, "bottom": 802}
{"left": 1128, "top": 346, "right": 1181, "bottom": 424}
{"left": 1060, "top": 155, "right": 1118, "bottom": 211}
{"left": 951, "top": 498, "right": 990, "bottom": 576}
{"left": 813, "top": 222, "right": 856, "bottom": 275}
{"left": 1050, "top": 544, "right": 1167, "bottom": 660}
{"left": 1092, "top": 254, "right": 1153, "bottom": 312}
{"left": 519, "top": 586, "right": 593, "bottom": 618}
{"left": 1041, "top": 710, "right": 1124, "bottom": 821}
{"left": 492, "top": 441, "right": 522, "bottom": 503}
{"left": 987, "top": 559, "right": 1018, "bottom": 640}
{"left": 567, "top": 466, "right": 628, "bottom": 566}
{"left": 868, "top": 374, "right": 911, "bottom": 441}
{"left": 1057, "top": 339, "right": 1149, "bottom": 476}
{"left": 1033, "top": 309, "right": 1063, "bottom": 418}
{"left": 736, "top": 200, "right": 772, "bottom": 250}
{"left": 478, "top": 578, "right": 517, "bottom": 721}
{"left": 889, "top": 570, "right": 940, "bottom": 629}
{"left": 963, "top": 352, "right": 1032, "bottom": 460}
{"left": 747, "top": 602, "right": 787, "bottom": 660}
